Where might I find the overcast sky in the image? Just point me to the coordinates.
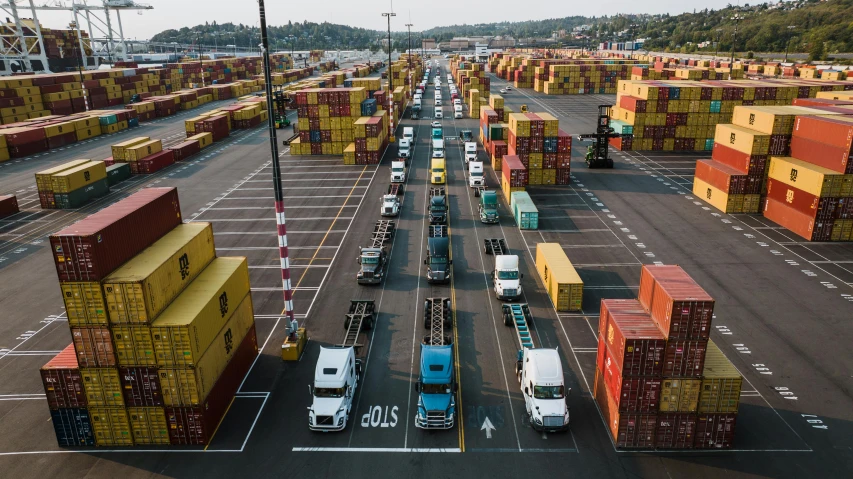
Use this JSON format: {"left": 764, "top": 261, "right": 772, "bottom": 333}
{"left": 28, "top": 0, "right": 738, "bottom": 40}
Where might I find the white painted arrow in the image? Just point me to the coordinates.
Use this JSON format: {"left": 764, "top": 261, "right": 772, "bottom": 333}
{"left": 481, "top": 416, "right": 495, "bottom": 439}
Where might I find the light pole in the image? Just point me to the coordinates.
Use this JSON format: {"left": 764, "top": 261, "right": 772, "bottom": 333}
{"left": 194, "top": 31, "right": 205, "bottom": 87}
{"left": 170, "top": 41, "right": 178, "bottom": 61}
{"left": 405, "top": 23, "right": 413, "bottom": 96}
{"left": 287, "top": 35, "right": 296, "bottom": 68}
{"left": 730, "top": 13, "right": 742, "bottom": 79}
{"left": 382, "top": 11, "right": 396, "bottom": 137}
{"left": 784, "top": 25, "right": 796, "bottom": 62}
{"left": 714, "top": 28, "right": 723, "bottom": 60}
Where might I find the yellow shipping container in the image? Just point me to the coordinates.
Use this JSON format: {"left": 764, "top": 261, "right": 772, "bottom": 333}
{"left": 50, "top": 160, "right": 106, "bottom": 194}
{"left": 127, "top": 407, "right": 170, "bottom": 445}
{"left": 730, "top": 106, "right": 824, "bottom": 135}
{"left": 151, "top": 257, "right": 250, "bottom": 367}
{"left": 72, "top": 117, "right": 99, "bottom": 130}
{"left": 659, "top": 378, "right": 701, "bottom": 412}
{"left": 103, "top": 223, "right": 216, "bottom": 325}
{"left": 125, "top": 139, "right": 163, "bottom": 162}
{"left": 81, "top": 367, "right": 124, "bottom": 407}
{"left": 90, "top": 407, "right": 133, "bottom": 446}
{"left": 76, "top": 127, "right": 101, "bottom": 141}
{"left": 768, "top": 156, "right": 845, "bottom": 198}
{"left": 111, "top": 137, "right": 151, "bottom": 161}
{"left": 35, "top": 159, "right": 90, "bottom": 191}
{"left": 527, "top": 168, "right": 543, "bottom": 185}
{"left": 159, "top": 293, "right": 255, "bottom": 405}
{"left": 43, "top": 121, "right": 76, "bottom": 138}
{"left": 188, "top": 132, "right": 213, "bottom": 149}
{"left": 698, "top": 340, "right": 743, "bottom": 414}
{"left": 693, "top": 177, "right": 744, "bottom": 214}
{"left": 535, "top": 243, "right": 584, "bottom": 312}
{"left": 61, "top": 281, "right": 108, "bottom": 327}
{"left": 714, "top": 123, "right": 770, "bottom": 155}
{"left": 112, "top": 325, "right": 155, "bottom": 367}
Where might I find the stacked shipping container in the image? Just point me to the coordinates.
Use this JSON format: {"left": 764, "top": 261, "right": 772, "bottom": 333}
{"left": 505, "top": 112, "right": 572, "bottom": 185}
{"left": 41, "top": 187, "right": 258, "bottom": 446}
{"left": 534, "top": 243, "right": 584, "bottom": 312}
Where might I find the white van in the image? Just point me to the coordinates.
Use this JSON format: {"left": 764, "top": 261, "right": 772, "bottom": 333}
{"left": 518, "top": 348, "right": 570, "bottom": 433}
{"left": 454, "top": 104, "right": 463, "bottom": 119}
{"left": 435, "top": 106, "right": 443, "bottom": 119}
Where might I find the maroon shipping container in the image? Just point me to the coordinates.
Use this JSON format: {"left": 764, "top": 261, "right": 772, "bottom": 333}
{"left": 40, "top": 344, "right": 87, "bottom": 409}
{"left": 119, "top": 367, "right": 163, "bottom": 407}
{"left": 134, "top": 149, "right": 175, "bottom": 174}
{"left": 49, "top": 187, "right": 182, "bottom": 281}
{"left": 641, "top": 265, "right": 714, "bottom": 340}
{"left": 601, "top": 310, "right": 666, "bottom": 377}
{"left": 3, "top": 126, "right": 46, "bottom": 146}
{"left": 598, "top": 298, "right": 650, "bottom": 338}
{"left": 165, "top": 325, "right": 258, "bottom": 445}
{"left": 789, "top": 135, "right": 853, "bottom": 174}
{"left": 656, "top": 413, "right": 697, "bottom": 449}
{"left": 39, "top": 191, "right": 56, "bottom": 209}
{"left": 598, "top": 338, "right": 662, "bottom": 413}
{"left": 792, "top": 98, "right": 853, "bottom": 107}
{"left": 556, "top": 168, "right": 571, "bottom": 185}
{"left": 71, "top": 327, "right": 117, "bottom": 368}
{"left": 10, "top": 139, "right": 48, "bottom": 158}
{"left": 766, "top": 178, "right": 837, "bottom": 220}
{"left": 694, "top": 413, "right": 736, "bottom": 449}
{"left": 594, "top": 369, "right": 657, "bottom": 449}
{"left": 763, "top": 197, "right": 823, "bottom": 241}
{"left": 501, "top": 155, "right": 528, "bottom": 187}
{"left": 169, "top": 140, "right": 201, "bottom": 161}
{"left": 662, "top": 339, "right": 708, "bottom": 378}
{"left": 0, "top": 194, "right": 19, "bottom": 218}
{"left": 103, "top": 157, "right": 115, "bottom": 167}
{"left": 47, "top": 131, "right": 78, "bottom": 150}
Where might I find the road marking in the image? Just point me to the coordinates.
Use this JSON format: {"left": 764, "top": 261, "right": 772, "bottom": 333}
{"left": 291, "top": 447, "right": 461, "bottom": 453}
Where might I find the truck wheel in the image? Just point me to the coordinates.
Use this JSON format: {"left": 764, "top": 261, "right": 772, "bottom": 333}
{"left": 424, "top": 318, "right": 430, "bottom": 330}
{"left": 504, "top": 312, "right": 513, "bottom": 327}
{"left": 606, "top": 159, "right": 614, "bottom": 168}
{"left": 344, "top": 317, "right": 351, "bottom": 330}
{"left": 474, "top": 189, "right": 480, "bottom": 198}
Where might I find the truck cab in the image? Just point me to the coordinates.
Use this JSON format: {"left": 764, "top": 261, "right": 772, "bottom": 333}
{"left": 432, "top": 127, "right": 442, "bottom": 140}
{"left": 434, "top": 106, "right": 443, "bottom": 119}
{"left": 415, "top": 344, "right": 456, "bottom": 429}
{"left": 357, "top": 247, "right": 386, "bottom": 284}
{"left": 391, "top": 160, "right": 406, "bottom": 182}
{"left": 464, "top": 142, "right": 477, "bottom": 164}
{"left": 479, "top": 190, "right": 498, "bottom": 223}
{"left": 425, "top": 236, "right": 451, "bottom": 283}
{"left": 453, "top": 104, "right": 463, "bottom": 119}
{"left": 380, "top": 194, "right": 400, "bottom": 217}
{"left": 518, "top": 348, "right": 570, "bottom": 433}
{"left": 398, "top": 139, "right": 411, "bottom": 159}
{"left": 308, "top": 347, "right": 357, "bottom": 431}
{"left": 428, "top": 189, "right": 447, "bottom": 224}
{"left": 403, "top": 127, "right": 414, "bottom": 143}
{"left": 493, "top": 255, "right": 522, "bottom": 300}
{"left": 468, "top": 161, "right": 484, "bottom": 187}
{"left": 431, "top": 146, "right": 445, "bottom": 172}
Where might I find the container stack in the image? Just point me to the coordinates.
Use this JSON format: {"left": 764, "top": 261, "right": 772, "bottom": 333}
{"left": 506, "top": 112, "right": 572, "bottom": 186}
{"left": 41, "top": 187, "right": 258, "bottom": 447}
{"left": 593, "top": 264, "right": 743, "bottom": 450}
{"left": 35, "top": 159, "right": 109, "bottom": 209}
{"left": 0, "top": 194, "right": 19, "bottom": 218}
{"left": 540, "top": 63, "right": 635, "bottom": 94}
{"left": 290, "top": 87, "right": 368, "bottom": 156}
{"left": 510, "top": 191, "right": 539, "bottom": 230}
{"left": 534, "top": 243, "right": 584, "bottom": 311}
{"left": 350, "top": 110, "right": 390, "bottom": 165}
{"left": 478, "top": 106, "right": 508, "bottom": 171}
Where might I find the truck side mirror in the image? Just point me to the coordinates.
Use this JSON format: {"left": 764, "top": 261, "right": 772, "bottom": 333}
{"left": 424, "top": 259, "right": 427, "bottom": 265}
{"left": 357, "top": 257, "right": 361, "bottom": 264}
{"left": 524, "top": 387, "right": 529, "bottom": 396}
{"left": 449, "top": 260, "right": 453, "bottom": 265}
{"left": 520, "top": 273, "right": 524, "bottom": 279}
{"left": 453, "top": 383, "right": 458, "bottom": 393}
{"left": 308, "top": 384, "right": 313, "bottom": 396}
{"left": 415, "top": 383, "right": 421, "bottom": 392}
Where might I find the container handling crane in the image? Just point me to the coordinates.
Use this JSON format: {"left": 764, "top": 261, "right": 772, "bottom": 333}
{"left": 272, "top": 84, "right": 292, "bottom": 129}
{"left": 576, "top": 105, "right": 620, "bottom": 169}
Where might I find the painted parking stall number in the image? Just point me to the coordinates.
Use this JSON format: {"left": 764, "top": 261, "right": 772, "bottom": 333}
{"left": 774, "top": 386, "right": 797, "bottom": 401}
{"left": 801, "top": 414, "right": 828, "bottom": 430}
{"left": 361, "top": 405, "right": 398, "bottom": 428}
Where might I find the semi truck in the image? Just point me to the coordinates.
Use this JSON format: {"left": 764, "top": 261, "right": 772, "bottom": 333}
{"left": 468, "top": 161, "right": 484, "bottom": 187}
{"left": 504, "top": 304, "right": 570, "bottom": 433}
{"left": 484, "top": 238, "right": 522, "bottom": 301}
{"left": 477, "top": 189, "right": 499, "bottom": 223}
{"left": 464, "top": 142, "right": 477, "bottom": 163}
{"left": 308, "top": 300, "right": 376, "bottom": 431}
{"left": 425, "top": 226, "right": 451, "bottom": 284}
{"left": 357, "top": 221, "right": 394, "bottom": 284}
{"left": 428, "top": 187, "right": 447, "bottom": 224}
{"left": 414, "top": 297, "right": 456, "bottom": 429}
{"left": 391, "top": 160, "right": 407, "bottom": 182}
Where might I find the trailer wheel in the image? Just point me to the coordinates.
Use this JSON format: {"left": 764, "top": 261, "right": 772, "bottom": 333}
{"left": 474, "top": 189, "right": 480, "bottom": 198}
{"left": 606, "top": 159, "right": 614, "bottom": 168}
{"left": 344, "top": 317, "right": 351, "bottom": 330}
{"left": 444, "top": 335, "right": 454, "bottom": 346}
{"left": 424, "top": 318, "right": 430, "bottom": 330}
{"left": 504, "top": 312, "right": 513, "bottom": 327}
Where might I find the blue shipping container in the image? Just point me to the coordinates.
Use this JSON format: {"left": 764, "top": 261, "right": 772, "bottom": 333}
{"left": 51, "top": 408, "right": 95, "bottom": 446}
{"left": 669, "top": 87, "right": 681, "bottom": 100}
{"left": 309, "top": 130, "right": 322, "bottom": 143}
{"left": 361, "top": 99, "right": 377, "bottom": 117}
{"left": 710, "top": 100, "right": 722, "bottom": 113}
{"left": 344, "top": 80, "right": 353, "bottom": 87}
{"left": 128, "top": 117, "right": 139, "bottom": 128}
{"left": 544, "top": 138, "right": 558, "bottom": 153}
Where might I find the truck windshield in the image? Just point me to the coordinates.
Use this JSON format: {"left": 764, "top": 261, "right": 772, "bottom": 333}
{"left": 430, "top": 256, "right": 448, "bottom": 264}
{"left": 497, "top": 270, "right": 519, "bottom": 280}
{"left": 471, "top": 171, "right": 483, "bottom": 177}
{"left": 533, "top": 385, "right": 565, "bottom": 399}
{"left": 361, "top": 256, "right": 379, "bottom": 264}
{"left": 314, "top": 387, "right": 345, "bottom": 398}
{"left": 392, "top": 167, "right": 404, "bottom": 172}
{"left": 432, "top": 168, "right": 444, "bottom": 173}
{"left": 422, "top": 383, "right": 451, "bottom": 394}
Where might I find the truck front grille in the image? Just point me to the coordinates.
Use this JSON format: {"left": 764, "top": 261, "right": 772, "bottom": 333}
{"left": 503, "top": 289, "right": 517, "bottom": 297}
{"left": 362, "top": 271, "right": 374, "bottom": 279}
{"left": 543, "top": 416, "right": 564, "bottom": 428}
{"left": 316, "top": 415, "right": 334, "bottom": 426}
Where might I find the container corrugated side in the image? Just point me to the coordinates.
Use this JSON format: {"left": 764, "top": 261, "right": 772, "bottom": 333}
{"left": 41, "top": 344, "right": 87, "bottom": 409}
{"left": 71, "top": 327, "right": 116, "bottom": 368}
{"left": 61, "top": 282, "right": 108, "bottom": 327}
{"left": 127, "top": 407, "right": 170, "bottom": 445}
{"left": 50, "top": 160, "right": 107, "bottom": 193}
{"left": 165, "top": 324, "right": 258, "bottom": 445}
{"left": 151, "top": 257, "right": 250, "bottom": 368}
{"left": 103, "top": 223, "right": 216, "bottom": 325}
{"left": 655, "top": 413, "right": 697, "bottom": 449}
{"left": 659, "top": 378, "right": 702, "bottom": 412}
{"left": 535, "top": 243, "right": 583, "bottom": 312}
{"left": 159, "top": 293, "right": 254, "bottom": 406}
{"left": 35, "top": 159, "right": 90, "bottom": 191}
{"left": 51, "top": 408, "right": 95, "bottom": 446}
{"left": 593, "top": 367, "right": 657, "bottom": 449}
{"left": 80, "top": 367, "right": 124, "bottom": 407}
{"left": 602, "top": 313, "right": 666, "bottom": 377}
{"left": 698, "top": 340, "right": 742, "bottom": 414}
{"left": 49, "top": 187, "right": 182, "bottom": 282}
{"left": 662, "top": 340, "right": 708, "bottom": 378}
{"left": 646, "top": 265, "right": 715, "bottom": 340}
{"left": 89, "top": 407, "right": 133, "bottom": 446}
{"left": 111, "top": 136, "right": 150, "bottom": 161}
{"left": 112, "top": 325, "right": 156, "bottom": 367}
{"left": 694, "top": 413, "right": 736, "bottom": 449}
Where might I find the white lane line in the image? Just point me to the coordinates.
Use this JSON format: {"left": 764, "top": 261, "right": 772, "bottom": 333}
{"left": 221, "top": 195, "right": 365, "bottom": 199}
{"left": 204, "top": 206, "right": 358, "bottom": 210}
{"left": 292, "top": 447, "right": 461, "bottom": 453}
{"left": 202, "top": 217, "right": 354, "bottom": 221}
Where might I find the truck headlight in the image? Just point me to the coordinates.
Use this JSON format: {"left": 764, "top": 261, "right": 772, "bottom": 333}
{"left": 533, "top": 415, "right": 542, "bottom": 425}
{"left": 338, "top": 416, "right": 344, "bottom": 426}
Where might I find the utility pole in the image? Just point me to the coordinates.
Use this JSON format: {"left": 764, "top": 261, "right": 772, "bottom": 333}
{"left": 729, "top": 13, "right": 742, "bottom": 80}
{"left": 784, "top": 25, "right": 796, "bottom": 62}
{"left": 714, "top": 28, "right": 722, "bottom": 60}
{"left": 256, "top": 0, "right": 294, "bottom": 325}
{"left": 195, "top": 32, "right": 205, "bottom": 87}
{"left": 405, "top": 23, "right": 413, "bottom": 97}
{"left": 382, "top": 11, "right": 396, "bottom": 137}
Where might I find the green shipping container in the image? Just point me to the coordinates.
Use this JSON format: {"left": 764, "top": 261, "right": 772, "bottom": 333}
{"left": 489, "top": 124, "right": 503, "bottom": 141}
{"left": 106, "top": 162, "right": 132, "bottom": 186}
{"left": 511, "top": 191, "right": 538, "bottom": 230}
{"left": 54, "top": 178, "right": 109, "bottom": 209}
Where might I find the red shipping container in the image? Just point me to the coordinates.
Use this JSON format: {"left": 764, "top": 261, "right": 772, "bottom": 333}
{"left": 40, "top": 344, "right": 87, "bottom": 409}
{"left": 711, "top": 142, "right": 768, "bottom": 176}
{"left": 642, "top": 265, "right": 714, "bottom": 340}
{"left": 655, "top": 413, "right": 697, "bottom": 449}
{"left": 39, "top": 191, "right": 55, "bottom": 209}
{"left": 662, "top": 339, "right": 708, "bottom": 378}
{"left": 0, "top": 195, "right": 19, "bottom": 218}
{"left": 792, "top": 98, "right": 853, "bottom": 107}
{"left": 49, "top": 187, "right": 182, "bottom": 282}
{"left": 601, "top": 310, "right": 666, "bottom": 377}
{"left": 763, "top": 197, "right": 826, "bottom": 241}
{"left": 766, "top": 178, "right": 838, "bottom": 220}
{"left": 47, "top": 131, "right": 78, "bottom": 150}
{"left": 119, "top": 367, "right": 163, "bottom": 407}
{"left": 598, "top": 339, "right": 662, "bottom": 413}
{"left": 789, "top": 135, "right": 853, "bottom": 174}
{"left": 3, "top": 126, "right": 46, "bottom": 146}
{"left": 694, "top": 413, "right": 736, "bottom": 449}
{"left": 166, "top": 325, "right": 258, "bottom": 445}
{"left": 594, "top": 369, "right": 657, "bottom": 449}
{"left": 556, "top": 168, "right": 571, "bottom": 185}
{"left": 501, "top": 155, "right": 528, "bottom": 186}
{"left": 793, "top": 115, "right": 853, "bottom": 152}
{"left": 71, "top": 327, "right": 117, "bottom": 368}
{"left": 10, "top": 139, "right": 48, "bottom": 158}
{"left": 169, "top": 140, "right": 200, "bottom": 161}
{"left": 694, "top": 159, "right": 755, "bottom": 195}
{"left": 134, "top": 149, "right": 175, "bottom": 174}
